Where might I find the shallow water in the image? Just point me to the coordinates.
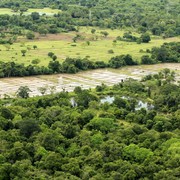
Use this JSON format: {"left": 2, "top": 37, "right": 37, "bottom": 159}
{"left": 0, "top": 63, "right": 179, "bottom": 98}
{"left": 135, "top": 100, "right": 154, "bottom": 111}
{"left": 100, "top": 96, "right": 115, "bottom": 104}
{"left": 100, "top": 96, "right": 154, "bottom": 111}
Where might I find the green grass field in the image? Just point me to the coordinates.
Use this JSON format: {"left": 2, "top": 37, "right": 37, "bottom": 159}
{"left": 0, "top": 8, "right": 60, "bottom": 15}
{"left": 0, "top": 27, "right": 179, "bottom": 66}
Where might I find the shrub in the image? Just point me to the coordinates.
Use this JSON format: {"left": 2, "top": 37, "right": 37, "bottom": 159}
{"left": 108, "top": 49, "right": 114, "bottom": 54}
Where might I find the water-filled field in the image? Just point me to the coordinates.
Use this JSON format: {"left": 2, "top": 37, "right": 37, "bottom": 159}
{"left": 0, "top": 63, "right": 179, "bottom": 98}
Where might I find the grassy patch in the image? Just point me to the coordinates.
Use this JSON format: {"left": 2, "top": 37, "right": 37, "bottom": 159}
{"left": 0, "top": 27, "right": 179, "bottom": 66}
{"left": 27, "top": 8, "right": 61, "bottom": 14}
{"left": 0, "top": 8, "right": 60, "bottom": 15}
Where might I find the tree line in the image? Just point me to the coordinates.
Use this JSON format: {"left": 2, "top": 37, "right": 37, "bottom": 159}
{"left": 0, "top": 42, "right": 179, "bottom": 77}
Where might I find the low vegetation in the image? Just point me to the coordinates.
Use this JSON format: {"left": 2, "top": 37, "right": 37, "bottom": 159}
{"left": 0, "top": 27, "right": 179, "bottom": 67}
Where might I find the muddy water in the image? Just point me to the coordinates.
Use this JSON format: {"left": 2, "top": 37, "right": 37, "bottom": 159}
{"left": 0, "top": 63, "right": 179, "bottom": 97}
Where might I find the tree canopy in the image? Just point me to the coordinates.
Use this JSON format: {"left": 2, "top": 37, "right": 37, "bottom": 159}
{"left": 0, "top": 69, "right": 179, "bottom": 179}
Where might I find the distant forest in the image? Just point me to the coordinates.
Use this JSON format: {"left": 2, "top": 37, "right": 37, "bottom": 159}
{"left": 0, "top": 0, "right": 179, "bottom": 37}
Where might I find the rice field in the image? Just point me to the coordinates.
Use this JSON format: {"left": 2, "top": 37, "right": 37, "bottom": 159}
{"left": 0, "top": 63, "right": 179, "bottom": 98}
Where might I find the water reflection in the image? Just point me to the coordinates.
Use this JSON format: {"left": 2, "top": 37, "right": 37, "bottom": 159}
{"left": 70, "top": 97, "right": 77, "bottom": 107}
{"left": 100, "top": 96, "right": 115, "bottom": 104}
{"left": 100, "top": 96, "right": 154, "bottom": 111}
{"left": 135, "top": 101, "right": 154, "bottom": 111}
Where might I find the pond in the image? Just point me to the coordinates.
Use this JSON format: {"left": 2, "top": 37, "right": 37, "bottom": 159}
{"left": 100, "top": 96, "right": 154, "bottom": 111}
{"left": 100, "top": 96, "right": 115, "bottom": 104}
{"left": 135, "top": 100, "right": 154, "bottom": 111}
{"left": 70, "top": 97, "right": 77, "bottom": 107}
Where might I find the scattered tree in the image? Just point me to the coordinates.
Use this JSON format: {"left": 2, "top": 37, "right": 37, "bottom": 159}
{"left": 16, "top": 86, "right": 31, "bottom": 98}
{"left": 21, "top": 50, "right": 27, "bottom": 56}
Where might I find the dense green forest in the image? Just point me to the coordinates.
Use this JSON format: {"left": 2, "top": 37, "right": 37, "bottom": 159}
{"left": 0, "top": 0, "right": 180, "bottom": 37}
{"left": 0, "top": 1, "right": 180, "bottom": 179}
{"left": 0, "top": 69, "right": 180, "bottom": 179}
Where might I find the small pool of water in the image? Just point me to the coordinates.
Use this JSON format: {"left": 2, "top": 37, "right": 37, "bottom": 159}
{"left": 100, "top": 96, "right": 154, "bottom": 111}
{"left": 70, "top": 97, "right": 77, "bottom": 107}
{"left": 135, "top": 101, "right": 154, "bottom": 111}
{"left": 100, "top": 96, "right": 115, "bottom": 104}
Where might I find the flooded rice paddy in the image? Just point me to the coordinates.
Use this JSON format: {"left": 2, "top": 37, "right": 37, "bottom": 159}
{"left": 0, "top": 63, "right": 179, "bottom": 98}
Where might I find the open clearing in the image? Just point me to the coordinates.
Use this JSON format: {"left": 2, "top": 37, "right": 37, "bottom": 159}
{"left": 0, "top": 63, "right": 179, "bottom": 97}
{"left": 0, "top": 27, "right": 179, "bottom": 66}
{"left": 0, "top": 8, "right": 61, "bottom": 15}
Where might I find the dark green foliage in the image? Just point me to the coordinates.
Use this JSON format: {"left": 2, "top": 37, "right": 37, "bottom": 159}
{"left": 0, "top": 0, "right": 179, "bottom": 178}
{"left": 0, "top": 58, "right": 106, "bottom": 77}
{"left": 108, "top": 49, "right": 114, "bottom": 54}
{"left": 1, "top": 107, "right": 14, "bottom": 119}
{"left": 0, "top": 71, "right": 179, "bottom": 179}
{"left": 75, "top": 89, "right": 98, "bottom": 108}
{"left": 19, "top": 119, "right": 41, "bottom": 138}
{"left": 117, "top": 32, "right": 139, "bottom": 43}
{"left": 109, "top": 54, "right": 137, "bottom": 68}
{"left": 16, "top": 86, "right": 31, "bottom": 98}
{"left": 100, "top": 31, "right": 109, "bottom": 37}
{"left": 141, "top": 55, "right": 155, "bottom": 64}
{"left": 48, "top": 60, "right": 62, "bottom": 73}
{"left": 0, "top": 0, "right": 179, "bottom": 37}
{"left": 31, "top": 12, "right": 40, "bottom": 20}
{"left": 141, "top": 33, "right": 151, "bottom": 43}
{"left": 31, "top": 58, "right": 40, "bottom": 64}
{"left": 48, "top": 52, "right": 54, "bottom": 58}
{"left": 62, "top": 57, "right": 97, "bottom": 73}
{"left": 151, "top": 42, "right": 180, "bottom": 63}
{"left": 26, "top": 31, "right": 35, "bottom": 40}
{"left": 21, "top": 49, "right": 27, "bottom": 56}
